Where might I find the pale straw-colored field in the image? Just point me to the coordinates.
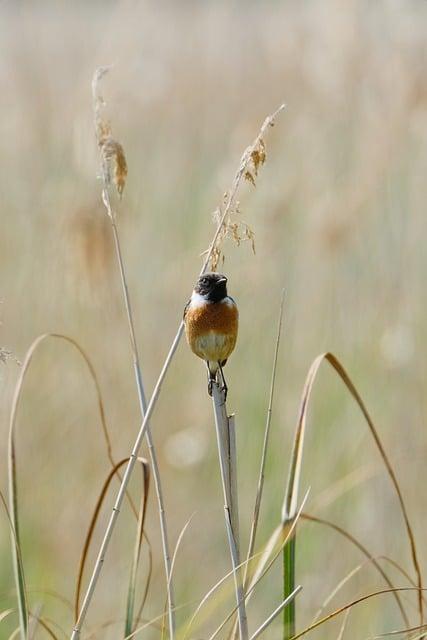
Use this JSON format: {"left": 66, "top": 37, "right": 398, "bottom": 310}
{"left": 1, "top": 2, "right": 427, "bottom": 638}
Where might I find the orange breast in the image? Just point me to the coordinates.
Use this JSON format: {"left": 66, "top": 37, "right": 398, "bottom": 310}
{"left": 185, "top": 299, "right": 238, "bottom": 362}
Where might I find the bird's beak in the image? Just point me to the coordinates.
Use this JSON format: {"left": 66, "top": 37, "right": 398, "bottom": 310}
{"left": 218, "top": 277, "right": 227, "bottom": 284}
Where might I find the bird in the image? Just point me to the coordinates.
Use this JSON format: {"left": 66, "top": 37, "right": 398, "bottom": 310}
{"left": 184, "top": 272, "right": 238, "bottom": 398}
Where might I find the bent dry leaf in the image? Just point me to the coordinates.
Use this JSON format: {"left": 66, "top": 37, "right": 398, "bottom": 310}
{"left": 125, "top": 460, "right": 150, "bottom": 637}
{"left": 302, "top": 513, "right": 409, "bottom": 627}
{"left": 282, "top": 351, "right": 423, "bottom": 626}
{"left": 74, "top": 457, "right": 149, "bottom": 623}
{"left": 290, "top": 588, "right": 426, "bottom": 640}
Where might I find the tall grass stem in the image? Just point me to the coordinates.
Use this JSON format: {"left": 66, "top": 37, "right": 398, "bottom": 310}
{"left": 109, "top": 216, "right": 176, "bottom": 639}
{"left": 211, "top": 382, "right": 248, "bottom": 640}
{"left": 282, "top": 534, "right": 296, "bottom": 639}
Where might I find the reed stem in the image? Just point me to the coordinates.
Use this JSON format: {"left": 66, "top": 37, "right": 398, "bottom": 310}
{"left": 110, "top": 218, "right": 175, "bottom": 639}
{"left": 211, "top": 381, "right": 248, "bottom": 640}
{"left": 282, "top": 532, "right": 296, "bottom": 639}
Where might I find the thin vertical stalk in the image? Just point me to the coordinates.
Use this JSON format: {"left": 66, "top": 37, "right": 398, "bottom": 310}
{"left": 225, "top": 294, "right": 285, "bottom": 640}
{"left": 109, "top": 217, "right": 175, "bottom": 639}
{"left": 211, "top": 382, "right": 248, "bottom": 640}
{"left": 282, "top": 534, "right": 296, "bottom": 639}
{"left": 244, "top": 292, "right": 285, "bottom": 586}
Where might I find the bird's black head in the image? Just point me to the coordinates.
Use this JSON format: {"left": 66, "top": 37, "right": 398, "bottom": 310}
{"left": 195, "top": 272, "right": 228, "bottom": 302}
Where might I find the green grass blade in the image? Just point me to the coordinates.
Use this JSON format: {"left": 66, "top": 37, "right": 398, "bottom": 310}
{"left": 283, "top": 535, "right": 296, "bottom": 639}
{"left": 7, "top": 436, "right": 28, "bottom": 640}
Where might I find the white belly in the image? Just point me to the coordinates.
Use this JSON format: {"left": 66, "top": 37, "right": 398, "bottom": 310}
{"left": 194, "top": 332, "right": 235, "bottom": 365}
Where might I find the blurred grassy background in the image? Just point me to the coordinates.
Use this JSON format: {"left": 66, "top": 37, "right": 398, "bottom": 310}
{"left": 1, "top": 0, "right": 427, "bottom": 637}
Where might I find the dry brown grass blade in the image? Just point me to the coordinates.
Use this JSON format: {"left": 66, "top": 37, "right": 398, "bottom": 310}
{"left": 9, "top": 333, "right": 115, "bottom": 470}
{"left": 373, "top": 623, "right": 427, "bottom": 638}
{"left": 121, "top": 601, "right": 194, "bottom": 640}
{"left": 0, "top": 609, "right": 15, "bottom": 624}
{"left": 133, "top": 542, "right": 153, "bottom": 632}
{"left": 125, "top": 460, "right": 150, "bottom": 637}
{"left": 290, "top": 588, "right": 425, "bottom": 640}
{"left": 25, "top": 590, "right": 74, "bottom": 616}
{"left": 74, "top": 457, "right": 149, "bottom": 622}
{"left": 302, "top": 513, "right": 410, "bottom": 627}
{"left": 28, "top": 613, "right": 60, "bottom": 640}
{"left": 378, "top": 558, "right": 427, "bottom": 607}
{"left": 312, "top": 560, "right": 381, "bottom": 623}
{"left": 283, "top": 352, "right": 423, "bottom": 624}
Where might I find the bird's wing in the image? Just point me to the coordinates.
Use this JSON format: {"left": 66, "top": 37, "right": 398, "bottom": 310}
{"left": 183, "top": 299, "right": 191, "bottom": 320}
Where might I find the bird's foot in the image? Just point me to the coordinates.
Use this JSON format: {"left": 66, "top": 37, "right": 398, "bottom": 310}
{"left": 220, "top": 383, "right": 228, "bottom": 401}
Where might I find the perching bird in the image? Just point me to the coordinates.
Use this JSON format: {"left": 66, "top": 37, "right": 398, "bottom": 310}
{"left": 184, "top": 273, "right": 238, "bottom": 398}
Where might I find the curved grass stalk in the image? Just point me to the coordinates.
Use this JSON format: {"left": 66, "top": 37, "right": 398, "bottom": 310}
{"left": 7, "top": 332, "right": 118, "bottom": 640}
{"left": 282, "top": 352, "right": 423, "bottom": 633}
{"left": 314, "top": 560, "right": 391, "bottom": 624}
{"left": 133, "top": 539, "right": 153, "bottom": 631}
{"left": 289, "top": 588, "right": 425, "bottom": 640}
{"left": 121, "top": 601, "right": 194, "bottom": 640}
{"left": 302, "top": 513, "right": 409, "bottom": 627}
{"left": 378, "top": 558, "right": 427, "bottom": 607}
{"left": 0, "top": 609, "right": 16, "bottom": 625}
{"left": 8, "top": 332, "right": 117, "bottom": 468}
{"left": 74, "top": 458, "right": 149, "bottom": 622}
{"left": 124, "top": 460, "right": 150, "bottom": 638}
{"left": 27, "top": 613, "right": 59, "bottom": 640}
{"left": 373, "top": 623, "right": 427, "bottom": 638}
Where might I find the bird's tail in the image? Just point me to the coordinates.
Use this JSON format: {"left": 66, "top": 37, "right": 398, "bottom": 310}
{"left": 207, "top": 360, "right": 219, "bottom": 380}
